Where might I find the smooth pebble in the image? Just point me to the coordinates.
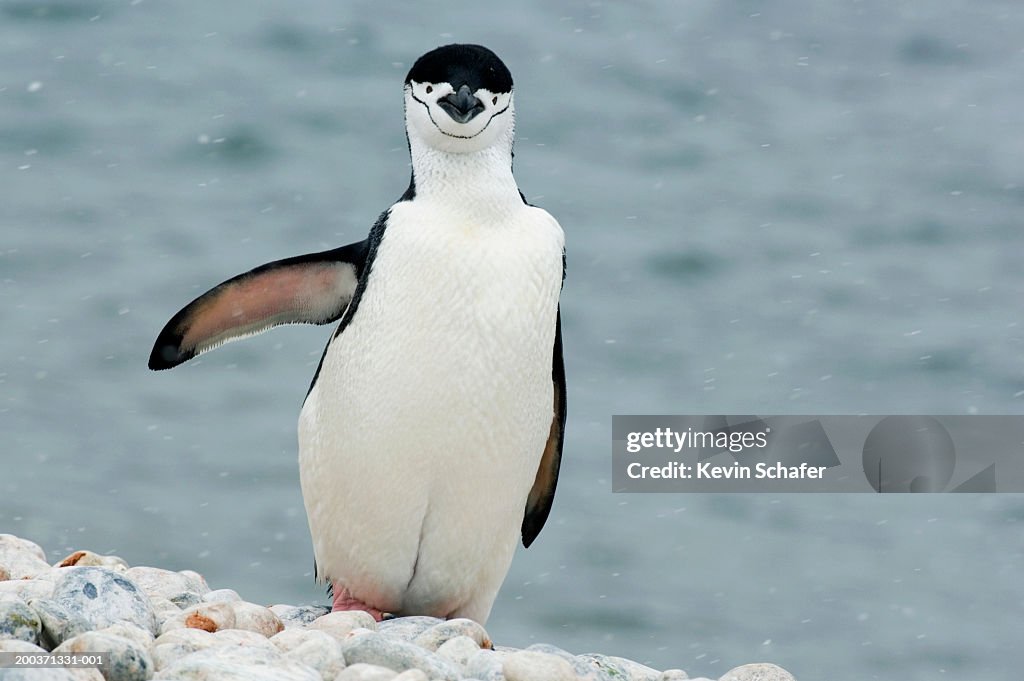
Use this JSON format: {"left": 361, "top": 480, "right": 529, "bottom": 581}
{"left": 413, "top": 618, "right": 490, "bottom": 651}
{"left": 719, "top": 663, "right": 797, "bottom": 681}
{"left": 503, "top": 650, "right": 576, "bottom": 681}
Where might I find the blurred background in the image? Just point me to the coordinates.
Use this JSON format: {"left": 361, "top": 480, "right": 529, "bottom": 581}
{"left": 2, "top": 1, "right": 1023, "bottom": 679}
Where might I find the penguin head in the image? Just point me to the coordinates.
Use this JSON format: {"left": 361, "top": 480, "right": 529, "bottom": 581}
{"left": 404, "top": 44, "right": 514, "bottom": 154}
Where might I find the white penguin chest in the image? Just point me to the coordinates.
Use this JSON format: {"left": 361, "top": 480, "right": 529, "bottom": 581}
{"left": 302, "top": 198, "right": 564, "bottom": 460}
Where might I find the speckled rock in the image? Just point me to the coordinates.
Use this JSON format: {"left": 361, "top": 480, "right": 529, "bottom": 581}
{"left": 153, "top": 645, "right": 320, "bottom": 681}
{"left": 307, "top": 610, "right": 377, "bottom": 640}
{"left": 503, "top": 649, "right": 576, "bottom": 681}
{"left": 464, "top": 648, "right": 509, "bottom": 681}
{"left": 269, "top": 604, "right": 331, "bottom": 628}
{"left": 55, "top": 630, "right": 154, "bottom": 681}
{"left": 271, "top": 627, "right": 346, "bottom": 678}
{"left": 413, "top": 617, "right": 490, "bottom": 651}
{"left": 436, "top": 634, "right": 484, "bottom": 668}
{"left": 577, "top": 653, "right": 662, "bottom": 681}
{"left": 342, "top": 631, "right": 462, "bottom": 681}
{"left": 161, "top": 602, "right": 235, "bottom": 634}
{"left": 719, "top": 663, "right": 796, "bottom": 681}
{"left": 0, "top": 598, "right": 42, "bottom": 643}
{"left": 52, "top": 567, "right": 158, "bottom": 636}
{"left": 659, "top": 670, "right": 689, "bottom": 680}
{"left": 31, "top": 597, "right": 94, "bottom": 649}
{"left": 199, "top": 589, "right": 240, "bottom": 604}
{"left": 125, "top": 567, "right": 202, "bottom": 609}
{"left": 335, "top": 663, "right": 401, "bottom": 681}
{"left": 375, "top": 616, "right": 442, "bottom": 641}
{"left": 55, "top": 551, "right": 129, "bottom": 573}
{"left": 228, "top": 601, "right": 283, "bottom": 637}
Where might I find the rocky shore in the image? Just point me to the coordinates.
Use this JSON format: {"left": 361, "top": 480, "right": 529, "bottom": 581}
{"left": 0, "top": 534, "right": 795, "bottom": 681}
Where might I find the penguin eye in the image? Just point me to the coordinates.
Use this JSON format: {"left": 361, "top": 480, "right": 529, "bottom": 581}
{"left": 425, "top": 85, "right": 433, "bottom": 94}
{"left": 492, "top": 96, "right": 498, "bottom": 105}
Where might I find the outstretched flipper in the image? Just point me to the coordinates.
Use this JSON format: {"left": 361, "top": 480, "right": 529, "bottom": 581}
{"left": 149, "top": 240, "right": 368, "bottom": 370}
{"left": 521, "top": 307, "right": 566, "bottom": 548}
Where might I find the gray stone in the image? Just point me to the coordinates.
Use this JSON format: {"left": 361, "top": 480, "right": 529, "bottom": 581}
{"left": 412, "top": 617, "right": 490, "bottom": 651}
{"left": 0, "top": 598, "right": 42, "bottom": 644}
{"left": 268, "top": 604, "right": 331, "bottom": 628}
{"left": 526, "top": 644, "right": 594, "bottom": 678}
{"left": 375, "top": 616, "right": 443, "bottom": 641}
{"left": 577, "top": 653, "right": 662, "bottom": 681}
{"left": 30, "top": 597, "right": 93, "bottom": 650}
{"left": 718, "top": 663, "right": 796, "bottom": 681}
{"left": 660, "top": 671, "right": 689, "bottom": 680}
{"left": 55, "top": 630, "right": 154, "bottom": 681}
{"left": 503, "top": 650, "right": 576, "bottom": 681}
{"left": 342, "top": 631, "right": 462, "bottom": 681}
{"left": 153, "top": 645, "right": 320, "bottom": 680}
{"left": 52, "top": 567, "right": 158, "bottom": 636}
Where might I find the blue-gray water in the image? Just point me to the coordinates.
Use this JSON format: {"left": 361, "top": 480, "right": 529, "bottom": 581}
{"left": 2, "top": 1, "right": 1023, "bottom": 679}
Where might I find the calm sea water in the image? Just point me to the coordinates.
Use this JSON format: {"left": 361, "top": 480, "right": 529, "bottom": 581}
{"left": 3, "top": 1, "right": 1023, "bottom": 679}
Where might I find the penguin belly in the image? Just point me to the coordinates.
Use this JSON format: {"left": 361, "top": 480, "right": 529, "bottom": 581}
{"left": 298, "top": 202, "right": 564, "bottom": 623}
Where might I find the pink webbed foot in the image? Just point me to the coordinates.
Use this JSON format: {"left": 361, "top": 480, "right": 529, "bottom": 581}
{"left": 331, "top": 581, "right": 387, "bottom": 621}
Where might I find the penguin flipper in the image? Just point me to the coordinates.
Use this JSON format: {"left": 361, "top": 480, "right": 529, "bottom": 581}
{"left": 522, "top": 308, "right": 566, "bottom": 548}
{"left": 148, "top": 241, "right": 368, "bottom": 370}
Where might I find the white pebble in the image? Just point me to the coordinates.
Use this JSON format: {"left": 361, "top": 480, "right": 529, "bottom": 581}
{"left": 435, "top": 634, "right": 482, "bottom": 668}
{"left": 720, "top": 663, "right": 797, "bottom": 681}
{"left": 412, "top": 617, "right": 490, "bottom": 651}
{"left": 201, "top": 588, "right": 241, "bottom": 603}
{"left": 308, "top": 610, "right": 378, "bottom": 640}
{"left": 504, "top": 650, "right": 576, "bottom": 681}
{"left": 230, "top": 600, "right": 284, "bottom": 636}
{"left": 335, "top": 663, "right": 401, "bottom": 680}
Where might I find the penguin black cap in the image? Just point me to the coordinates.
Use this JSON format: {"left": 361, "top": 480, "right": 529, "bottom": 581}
{"left": 406, "top": 44, "right": 514, "bottom": 94}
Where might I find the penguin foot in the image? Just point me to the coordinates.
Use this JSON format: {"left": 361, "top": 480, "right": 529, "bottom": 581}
{"left": 331, "top": 582, "right": 386, "bottom": 621}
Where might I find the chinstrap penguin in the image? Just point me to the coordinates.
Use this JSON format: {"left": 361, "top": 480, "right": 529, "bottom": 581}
{"left": 149, "top": 44, "right": 566, "bottom": 625}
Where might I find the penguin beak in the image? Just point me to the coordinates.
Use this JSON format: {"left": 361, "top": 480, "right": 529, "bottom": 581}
{"left": 438, "top": 84, "right": 485, "bottom": 124}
